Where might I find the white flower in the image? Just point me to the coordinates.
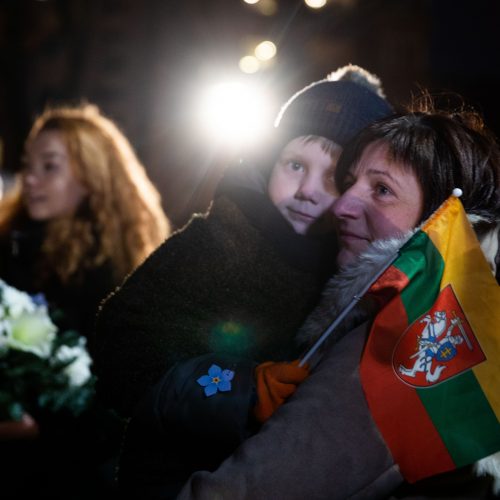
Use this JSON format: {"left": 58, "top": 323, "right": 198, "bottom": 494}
{"left": 0, "top": 280, "right": 95, "bottom": 420}
{"left": 7, "top": 310, "right": 57, "bottom": 358}
{"left": 55, "top": 340, "right": 92, "bottom": 386}
{"left": 0, "top": 280, "right": 36, "bottom": 319}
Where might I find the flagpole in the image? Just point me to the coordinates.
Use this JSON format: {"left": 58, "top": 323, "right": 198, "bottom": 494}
{"left": 299, "top": 252, "right": 399, "bottom": 367}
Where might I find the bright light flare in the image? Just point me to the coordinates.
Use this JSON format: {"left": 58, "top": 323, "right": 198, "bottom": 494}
{"left": 198, "top": 81, "right": 274, "bottom": 147}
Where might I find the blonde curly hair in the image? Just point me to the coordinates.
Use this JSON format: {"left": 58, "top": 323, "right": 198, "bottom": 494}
{"left": 1, "top": 104, "right": 170, "bottom": 285}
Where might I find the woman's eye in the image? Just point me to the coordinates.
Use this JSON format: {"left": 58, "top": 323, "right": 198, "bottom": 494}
{"left": 375, "top": 183, "right": 392, "bottom": 196}
{"left": 43, "top": 162, "right": 59, "bottom": 173}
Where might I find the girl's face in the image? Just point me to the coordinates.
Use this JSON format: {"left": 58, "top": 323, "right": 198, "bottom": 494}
{"left": 22, "top": 130, "right": 88, "bottom": 221}
{"left": 332, "top": 141, "right": 424, "bottom": 268}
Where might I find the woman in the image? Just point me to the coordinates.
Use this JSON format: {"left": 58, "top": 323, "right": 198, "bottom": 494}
{"left": 0, "top": 104, "right": 170, "bottom": 498}
{"left": 0, "top": 104, "right": 170, "bottom": 348}
{"left": 175, "top": 101, "right": 500, "bottom": 499}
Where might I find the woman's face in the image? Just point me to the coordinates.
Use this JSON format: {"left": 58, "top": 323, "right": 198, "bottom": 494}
{"left": 22, "top": 130, "right": 88, "bottom": 221}
{"left": 332, "top": 141, "right": 424, "bottom": 268}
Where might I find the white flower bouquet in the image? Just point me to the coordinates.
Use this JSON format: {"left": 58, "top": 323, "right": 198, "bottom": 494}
{"left": 0, "top": 279, "right": 95, "bottom": 421}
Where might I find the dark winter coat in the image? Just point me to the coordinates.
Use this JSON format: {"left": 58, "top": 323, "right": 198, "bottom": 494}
{"left": 95, "top": 171, "right": 337, "bottom": 418}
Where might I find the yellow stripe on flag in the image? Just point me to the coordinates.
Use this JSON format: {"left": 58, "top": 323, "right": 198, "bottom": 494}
{"left": 423, "top": 196, "right": 500, "bottom": 419}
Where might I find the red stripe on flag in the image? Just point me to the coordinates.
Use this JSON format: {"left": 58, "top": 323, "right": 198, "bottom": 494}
{"left": 360, "top": 294, "right": 456, "bottom": 482}
{"left": 368, "top": 265, "right": 411, "bottom": 308}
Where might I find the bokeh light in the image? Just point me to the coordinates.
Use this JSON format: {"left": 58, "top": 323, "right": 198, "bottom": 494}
{"left": 209, "top": 321, "right": 254, "bottom": 354}
{"left": 305, "top": 0, "right": 327, "bottom": 8}
{"left": 239, "top": 55, "right": 261, "bottom": 74}
{"left": 254, "top": 40, "right": 277, "bottom": 61}
{"left": 198, "top": 80, "right": 274, "bottom": 148}
{"left": 256, "top": 0, "right": 278, "bottom": 16}
{"left": 243, "top": 0, "right": 260, "bottom": 4}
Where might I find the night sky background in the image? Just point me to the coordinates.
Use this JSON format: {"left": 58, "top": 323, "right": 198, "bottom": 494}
{"left": 1, "top": 0, "right": 500, "bottom": 227}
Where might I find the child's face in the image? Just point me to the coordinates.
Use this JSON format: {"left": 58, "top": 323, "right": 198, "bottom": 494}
{"left": 268, "top": 137, "right": 341, "bottom": 235}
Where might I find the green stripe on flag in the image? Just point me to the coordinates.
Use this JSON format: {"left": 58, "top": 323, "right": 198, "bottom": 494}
{"left": 393, "top": 231, "right": 500, "bottom": 466}
{"left": 419, "top": 372, "right": 500, "bottom": 467}
{"left": 394, "top": 231, "right": 443, "bottom": 319}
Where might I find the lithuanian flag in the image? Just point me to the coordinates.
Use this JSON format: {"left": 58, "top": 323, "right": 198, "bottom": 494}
{"left": 360, "top": 194, "right": 500, "bottom": 483}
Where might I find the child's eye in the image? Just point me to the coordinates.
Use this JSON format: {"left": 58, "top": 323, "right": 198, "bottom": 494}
{"left": 288, "top": 161, "right": 304, "bottom": 172}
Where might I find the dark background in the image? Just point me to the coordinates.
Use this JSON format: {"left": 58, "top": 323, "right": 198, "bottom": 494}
{"left": 1, "top": 0, "right": 500, "bottom": 228}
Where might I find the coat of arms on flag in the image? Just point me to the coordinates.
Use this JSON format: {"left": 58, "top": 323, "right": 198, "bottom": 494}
{"left": 393, "top": 285, "right": 486, "bottom": 388}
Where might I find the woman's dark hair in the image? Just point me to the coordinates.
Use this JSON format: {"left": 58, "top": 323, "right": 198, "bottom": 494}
{"left": 335, "top": 100, "right": 500, "bottom": 222}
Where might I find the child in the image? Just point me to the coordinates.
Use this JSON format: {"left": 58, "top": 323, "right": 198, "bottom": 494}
{"left": 94, "top": 65, "right": 393, "bottom": 497}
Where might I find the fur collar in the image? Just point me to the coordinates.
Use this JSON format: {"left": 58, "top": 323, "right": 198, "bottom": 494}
{"left": 296, "top": 230, "right": 414, "bottom": 347}
{"left": 475, "top": 452, "right": 500, "bottom": 494}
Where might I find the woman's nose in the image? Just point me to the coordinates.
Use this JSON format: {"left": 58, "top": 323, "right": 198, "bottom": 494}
{"left": 22, "top": 168, "right": 40, "bottom": 186}
{"left": 332, "top": 189, "right": 362, "bottom": 219}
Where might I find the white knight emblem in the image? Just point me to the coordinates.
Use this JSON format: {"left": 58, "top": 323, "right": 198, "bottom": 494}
{"left": 398, "top": 310, "right": 471, "bottom": 383}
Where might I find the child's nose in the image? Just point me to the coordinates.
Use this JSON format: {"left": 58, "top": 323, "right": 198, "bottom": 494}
{"left": 296, "top": 175, "right": 321, "bottom": 203}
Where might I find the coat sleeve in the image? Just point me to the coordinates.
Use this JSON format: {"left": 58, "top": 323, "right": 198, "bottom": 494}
{"left": 176, "top": 322, "right": 403, "bottom": 500}
{"left": 118, "top": 353, "right": 258, "bottom": 499}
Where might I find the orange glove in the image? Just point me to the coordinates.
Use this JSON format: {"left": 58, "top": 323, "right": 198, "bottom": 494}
{"left": 254, "top": 360, "right": 309, "bottom": 423}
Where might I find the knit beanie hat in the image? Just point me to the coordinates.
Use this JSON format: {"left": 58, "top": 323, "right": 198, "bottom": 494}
{"left": 274, "top": 64, "right": 394, "bottom": 147}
